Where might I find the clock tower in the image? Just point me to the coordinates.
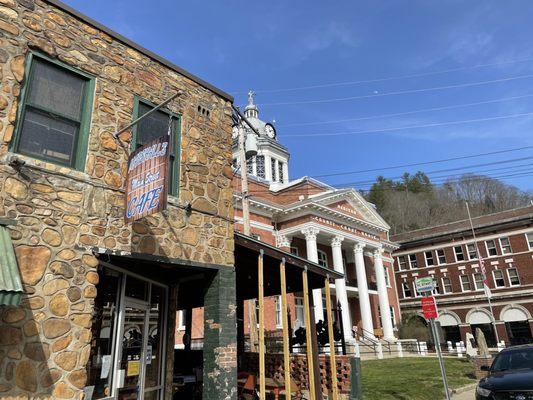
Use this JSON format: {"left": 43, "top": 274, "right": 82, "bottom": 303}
{"left": 233, "top": 91, "right": 290, "bottom": 185}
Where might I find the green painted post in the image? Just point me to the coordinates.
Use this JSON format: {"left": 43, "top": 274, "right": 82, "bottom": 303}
{"left": 349, "top": 357, "right": 363, "bottom": 400}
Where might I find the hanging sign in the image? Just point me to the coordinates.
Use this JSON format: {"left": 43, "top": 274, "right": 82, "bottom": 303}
{"left": 421, "top": 296, "right": 438, "bottom": 320}
{"left": 125, "top": 136, "right": 169, "bottom": 223}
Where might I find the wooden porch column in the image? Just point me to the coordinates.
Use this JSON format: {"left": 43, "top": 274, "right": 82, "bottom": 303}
{"left": 325, "top": 276, "right": 339, "bottom": 400}
{"left": 258, "top": 250, "right": 266, "bottom": 400}
{"left": 303, "top": 267, "right": 321, "bottom": 400}
{"left": 280, "top": 258, "right": 291, "bottom": 399}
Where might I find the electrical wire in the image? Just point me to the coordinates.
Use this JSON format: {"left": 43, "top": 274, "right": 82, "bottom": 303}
{"left": 231, "top": 57, "right": 533, "bottom": 95}
{"left": 260, "top": 73, "right": 533, "bottom": 107}
{"left": 277, "top": 93, "right": 533, "bottom": 128}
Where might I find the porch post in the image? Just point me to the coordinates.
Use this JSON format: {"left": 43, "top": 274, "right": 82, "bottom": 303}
{"left": 325, "top": 275, "right": 339, "bottom": 400}
{"left": 202, "top": 268, "right": 237, "bottom": 400}
{"left": 258, "top": 251, "right": 266, "bottom": 400}
{"left": 302, "top": 268, "right": 317, "bottom": 400}
{"left": 280, "top": 259, "right": 292, "bottom": 399}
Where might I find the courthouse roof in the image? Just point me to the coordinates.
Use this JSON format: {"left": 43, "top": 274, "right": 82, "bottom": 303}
{"left": 392, "top": 205, "right": 533, "bottom": 246}
{"left": 44, "top": 0, "right": 233, "bottom": 102}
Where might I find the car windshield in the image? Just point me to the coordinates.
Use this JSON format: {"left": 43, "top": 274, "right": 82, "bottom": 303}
{"left": 492, "top": 348, "right": 533, "bottom": 372}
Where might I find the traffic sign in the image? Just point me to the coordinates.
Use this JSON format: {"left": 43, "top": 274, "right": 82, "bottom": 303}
{"left": 415, "top": 277, "right": 435, "bottom": 294}
{"left": 421, "top": 296, "right": 438, "bottom": 319}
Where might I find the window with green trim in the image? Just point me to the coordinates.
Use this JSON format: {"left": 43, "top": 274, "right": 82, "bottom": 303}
{"left": 132, "top": 99, "right": 181, "bottom": 196}
{"left": 12, "top": 53, "right": 94, "bottom": 170}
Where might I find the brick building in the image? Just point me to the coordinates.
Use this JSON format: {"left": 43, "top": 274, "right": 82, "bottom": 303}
{"left": 0, "top": 1, "right": 238, "bottom": 399}
{"left": 177, "top": 93, "right": 400, "bottom": 348}
{"left": 392, "top": 206, "right": 533, "bottom": 347}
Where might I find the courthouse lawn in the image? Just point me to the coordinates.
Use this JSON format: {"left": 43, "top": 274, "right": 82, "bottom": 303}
{"left": 361, "top": 357, "right": 477, "bottom": 400}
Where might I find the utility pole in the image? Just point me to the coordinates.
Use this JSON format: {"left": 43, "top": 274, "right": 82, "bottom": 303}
{"left": 465, "top": 202, "right": 500, "bottom": 343}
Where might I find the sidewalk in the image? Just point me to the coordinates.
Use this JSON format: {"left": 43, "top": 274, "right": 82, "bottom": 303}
{"left": 452, "top": 385, "right": 476, "bottom": 400}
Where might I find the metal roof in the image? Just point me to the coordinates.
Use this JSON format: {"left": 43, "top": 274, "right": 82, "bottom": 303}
{"left": 0, "top": 220, "right": 23, "bottom": 306}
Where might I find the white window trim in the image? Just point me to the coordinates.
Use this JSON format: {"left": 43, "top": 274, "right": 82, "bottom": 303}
{"left": 384, "top": 266, "right": 391, "bottom": 288}
{"left": 424, "top": 251, "right": 434, "bottom": 267}
{"left": 441, "top": 277, "right": 452, "bottom": 294}
{"left": 460, "top": 274, "right": 471, "bottom": 292}
{"left": 436, "top": 249, "right": 446, "bottom": 265}
{"left": 453, "top": 245, "right": 465, "bottom": 262}
{"left": 526, "top": 232, "right": 533, "bottom": 251}
{"left": 402, "top": 281, "right": 412, "bottom": 298}
{"left": 499, "top": 237, "right": 512, "bottom": 255}
{"left": 466, "top": 243, "right": 478, "bottom": 260}
{"left": 506, "top": 267, "right": 520, "bottom": 287}
{"left": 397, "top": 256, "right": 407, "bottom": 271}
{"left": 413, "top": 282, "right": 420, "bottom": 298}
{"left": 408, "top": 254, "right": 417, "bottom": 269}
{"left": 485, "top": 240, "right": 498, "bottom": 258}
{"left": 472, "top": 273, "right": 484, "bottom": 291}
{"left": 317, "top": 249, "right": 328, "bottom": 268}
{"left": 492, "top": 269, "right": 506, "bottom": 288}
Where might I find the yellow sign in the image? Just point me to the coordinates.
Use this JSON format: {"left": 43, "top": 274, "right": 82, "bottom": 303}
{"left": 126, "top": 360, "right": 140, "bottom": 377}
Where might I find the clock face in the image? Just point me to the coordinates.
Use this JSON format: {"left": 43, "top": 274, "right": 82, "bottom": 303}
{"left": 265, "top": 123, "right": 276, "bottom": 139}
{"left": 232, "top": 125, "right": 239, "bottom": 139}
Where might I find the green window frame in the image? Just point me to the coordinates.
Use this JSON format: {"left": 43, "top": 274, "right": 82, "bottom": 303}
{"left": 11, "top": 51, "right": 95, "bottom": 171}
{"left": 131, "top": 97, "right": 181, "bottom": 196}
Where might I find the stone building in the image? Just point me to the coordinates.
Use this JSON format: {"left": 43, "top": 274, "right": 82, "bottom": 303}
{"left": 0, "top": 0, "right": 236, "bottom": 399}
{"left": 392, "top": 206, "right": 533, "bottom": 347}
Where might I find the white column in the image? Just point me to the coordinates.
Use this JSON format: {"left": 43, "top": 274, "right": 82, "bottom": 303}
{"left": 353, "top": 243, "right": 374, "bottom": 336}
{"left": 301, "top": 227, "right": 324, "bottom": 322}
{"left": 373, "top": 249, "right": 395, "bottom": 341}
{"left": 283, "top": 161, "right": 289, "bottom": 183}
{"left": 265, "top": 155, "right": 273, "bottom": 182}
{"left": 331, "top": 236, "right": 353, "bottom": 342}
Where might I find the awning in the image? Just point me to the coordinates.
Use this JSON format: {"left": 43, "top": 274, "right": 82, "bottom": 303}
{"left": 0, "top": 219, "right": 23, "bottom": 306}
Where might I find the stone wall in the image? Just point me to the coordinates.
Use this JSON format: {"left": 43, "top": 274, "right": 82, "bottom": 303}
{"left": 0, "top": 0, "right": 234, "bottom": 398}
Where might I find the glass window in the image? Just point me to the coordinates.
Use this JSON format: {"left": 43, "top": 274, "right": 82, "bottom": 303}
{"left": 270, "top": 158, "right": 277, "bottom": 181}
{"left": 473, "top": 273, "right": 484, "bottom": 290}
{"left": 507, "top": 268, "right": 520, "bottom": 286}
{"left": 527, "top": 233, "right": 533, "bottom": 249}
{"left": 290, "top": 247, "right": 299, "bottom": 256}
{"left": 384, "top": 266, "right": 390, "bottom": 286}
{"left": 86, "top": 267, "right": 121, "bottom": 399}
{"left": 486, "top": 240, "right": 498, "bottom": 256}
{"left": 246, "top": 156, "right": 254, "bottom": 175}
{"left": 500, "top": 237, "right": 512, "bottom": 254}
{"left": 454, "top": 246, "right": 465, "bottom": 261}
{"left": 402, "top": 282, "right": 412, "bottom": 298}
{"left": 294, "top": 297, "right": 305, "bottom": 328}
{"left": 256, "top": 155, "right": 265, "bottom": 179}
{"left": 275, "top": 296, "right": 282, "bottom": 327}
{"left": 124, "top": 275, "right": 148, "bottom": 301}
{"left": 278, "top": 161, "right": 284, "bottom": 183}
{"left": 460, "top": 275, "right": 471, "bottom": 291}
{"left": 493, "top": 270, "right": 505, "bottom": 287}
{"left": 424, "top": 251, "right": 434, "bottom": 266}
{"left": 408, "top": 254, "right": 418, "bottom": 269}
{"left": 442, "top": 277, "right": 453, "bottom": 293}
{"left": 398, "top": 256, "right": 407, "bottom": 271}
{"left": 467, "top": 243, "right": 478, "bottom": 260}
{"left": 432, "top": 279, "right": 440, "bottom": 295}
{"left": 317, "top": 250, "right": 328, "bottom": 268}
{"left": 436, "top": 249, "right": 446, "bottom": 265}
{"left": 14, "top": 56, "right": 93, "bottom": 169}
{"left": 144, "top": 285, "right": 166, "bottom": 392}
{"left": 134, "top": 100, "right": 181, "bottom": 195}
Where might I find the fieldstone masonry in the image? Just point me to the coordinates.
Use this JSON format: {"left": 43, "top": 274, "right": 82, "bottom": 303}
{"left": 0, "top": 0, "right": 235, "bottom": 398}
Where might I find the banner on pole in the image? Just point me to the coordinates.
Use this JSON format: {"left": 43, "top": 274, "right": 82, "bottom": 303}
{"left": 125, "top": 136, "right": 169, "bottom": 223}
{"left": 479, "top": 258, "right": 492, "bottom": 298}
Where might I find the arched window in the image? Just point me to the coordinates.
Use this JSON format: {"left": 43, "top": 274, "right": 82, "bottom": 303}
{"left": 317, "top": 250, "right": 328, "bottom": 268}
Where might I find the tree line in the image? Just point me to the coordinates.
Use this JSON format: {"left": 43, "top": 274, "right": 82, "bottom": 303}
{"left": 363, "top": 172, "right": 533, "bottom": 234}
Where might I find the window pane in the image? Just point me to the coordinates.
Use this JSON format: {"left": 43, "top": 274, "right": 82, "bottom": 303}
{"left": 474, "top": 273, "right": 484, "bottom": 290}
{"left": 137, "top": 103, "right": 170, "bottom": 146}
{"left": 437, "top": 250, "right": 446, "bottom": 264}
{"left": 124, "top": 275, "right": 148, "bottom": 301}
{"left": 467, "top": 244, "right": 477, "bottom": 259}
{"left": 29, "top": 59, "right": 85, "bottom": 120}
{"left": 500, "top": 238, "right": 512, "bottom": 254}
{"left": 408, "top": 254, "right": 418, "bottom": 269}
{"left": 271, "top": 158, "right": 276, "bottom": 181}
{"left": 486, "top": 240, "right": 497, "bottom": 256}
{"left": 494, "top": 270, "right": 505, "bottom": 287}
{"left": 455, "top": 246, "right": 465, "bottom": 261}
{"left": 460, "top": 275, "right": 471, "bottom": 291}
{"left": 18, "top": 108, "right": 79, "bottom": 165}
{"left": 508, "top": 268, "right": 520, "bottom": 285}
{"left": 256, "top": 155, "right": 265, "bottom": 179}
{"left": 278, "top": 161, "right": 284, "bottom": 183}
{"left": 527, "top": 233, "right": 533, "bottom": 248}
{"left": 145, "top": 285, "right": 165, "bottom": 389}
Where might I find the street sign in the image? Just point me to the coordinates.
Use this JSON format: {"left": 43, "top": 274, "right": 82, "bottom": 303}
{"left": 421, "top": 296, "right": 438, "bottom": 320}
{"left": 125, "top": 136, "right": 169, "bottom": 223}
{"left": 415, "top": 277, "right": 435, "bottom": 294}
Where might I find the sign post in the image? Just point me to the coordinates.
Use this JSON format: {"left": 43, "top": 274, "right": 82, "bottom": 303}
{"left": 416, "top": 279, "right": 451, "bottom": 400}
{"left": 124, "top": 136, "right": 170, "bottom": 223}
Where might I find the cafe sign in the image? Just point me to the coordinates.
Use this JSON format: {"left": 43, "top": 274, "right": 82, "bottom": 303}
{"left": 125, "top": 136, "right": 169, "bottom": 223}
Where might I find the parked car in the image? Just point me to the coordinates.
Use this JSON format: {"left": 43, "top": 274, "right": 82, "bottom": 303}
{"left": 476, "top": 344, "right": 533, "bottom": 399}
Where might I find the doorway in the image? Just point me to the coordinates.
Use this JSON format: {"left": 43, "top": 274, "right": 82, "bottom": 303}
{"left": 85, "top": 265, "right": 168, "bottom": 400}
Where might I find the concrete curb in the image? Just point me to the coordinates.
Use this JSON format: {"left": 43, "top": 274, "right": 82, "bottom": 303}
{"left": 451, "top": 382, "right": 477, "bottom": 394}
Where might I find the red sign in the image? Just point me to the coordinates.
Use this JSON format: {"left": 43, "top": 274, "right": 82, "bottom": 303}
{"left": 421, "top": 296, "right": 438, "bottom": 320}
{"left": 125, "top": 136, "right": 169, "bottom": 223}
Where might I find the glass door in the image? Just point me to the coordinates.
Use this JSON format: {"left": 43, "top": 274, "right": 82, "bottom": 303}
{"left": 117, "top": 301, "right": 149, "bottom": 400}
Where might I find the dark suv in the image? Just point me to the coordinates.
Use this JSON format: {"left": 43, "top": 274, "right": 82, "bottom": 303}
{"left": 476, "top": 345, "right": 533, "bottom": 399}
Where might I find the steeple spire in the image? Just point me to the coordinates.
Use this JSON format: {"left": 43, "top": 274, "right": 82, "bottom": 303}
{"left": 244, "top": 89, "right": 259, "bottom": 119}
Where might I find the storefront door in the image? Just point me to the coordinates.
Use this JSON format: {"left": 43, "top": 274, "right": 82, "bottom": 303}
{"left": 85, "top": 266, "right": 167, "bottom": 400}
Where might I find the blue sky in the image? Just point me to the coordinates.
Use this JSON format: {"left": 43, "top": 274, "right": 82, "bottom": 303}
{"left": 64, "top": 0, "right": 533, "bottom": 191}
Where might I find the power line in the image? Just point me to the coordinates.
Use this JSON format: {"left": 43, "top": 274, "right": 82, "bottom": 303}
{"left": 231, "top": 57, "right": 533, "bottom": 95}
{"left": 282, "top": 111, "right": 533, "bottom": 137}
{"left": 277, "top": 93, "right": 533, "bottom": 128}
{"left": 260, "top": 73, "right": 533, "bottom": 107}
